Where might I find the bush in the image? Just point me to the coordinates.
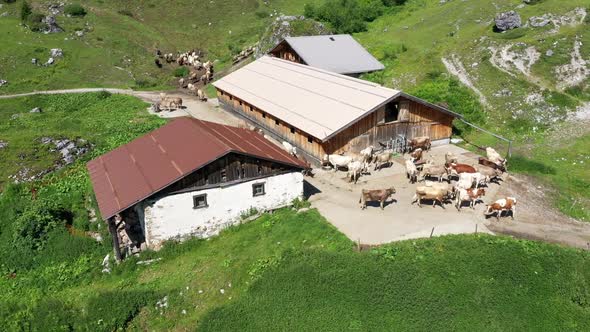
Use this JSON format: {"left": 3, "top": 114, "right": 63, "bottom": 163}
{"left": 82, "top": 291, "right": 159, "bottom": 331}
{"left": 304, "top": 0, "right": 385, "bottom": 33}
{"left": 64, "top": 4, "right": 87, "bottom": 17}
{"left": 25, "top": 13, "right": 46, "bottom": 31}
{"left": 255, "top": 10, "right": 268, "bottom": 19}
{"left": 1, "top": 0, "right": 17, "bottom": 3}
{"left": 134, "top": 78, "right": 157, "bottom": 88}
{"left": 20, "top": 1, "right": 32, "bottom": 21}
{"left": 173, "top": 66, "right": 189, "bottom": 77}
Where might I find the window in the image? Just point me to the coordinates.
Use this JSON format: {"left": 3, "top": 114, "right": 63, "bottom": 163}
{"left": 193, "top": 194, "right": 208, "bottom": 209}
{"left": 239, "top": 101, "right": 243, "bottom": 106}
{"left": 262, "top": 113, "right": 266, "bottom": 118}
{"left": 290, "top": 127, "right": 295, "bottom": 134}
{"left": 252, "top": 183, "right": 265, "bottom": 197}
{"left": 275, "top": 119, "right": 280, "bottom": 125}
{"left": 308, "top": 135, "right": 313, "bottom": 143}
{"left": 384, "top": 102, "right": 400, "bottom": 123}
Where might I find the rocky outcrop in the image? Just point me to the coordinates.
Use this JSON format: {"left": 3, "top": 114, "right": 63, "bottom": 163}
{"left": 494, "top": 11, "right": 521, "bottom": 31}
{"left": 255, "top": 15, "right": 330, "bottom": 58}
{"left": 41, "top": 15, "right": 63, "bottom": 34}
{"left": 555, "top": 37, "right": 588, "bottom": 90}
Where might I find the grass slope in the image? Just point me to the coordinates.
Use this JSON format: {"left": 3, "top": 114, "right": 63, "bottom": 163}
{"left": 0, "top": 0, "right": 308, "bottom": 93}
{"left": 199, "top": 234, "right": 590, "bottom": 331}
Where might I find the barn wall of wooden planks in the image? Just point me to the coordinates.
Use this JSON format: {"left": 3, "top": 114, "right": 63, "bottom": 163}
{"left": 268, "top": 41, "right": 304, "bottom": 64}
{"left": 216, "top": 89, "right": 455, "bottom": 162}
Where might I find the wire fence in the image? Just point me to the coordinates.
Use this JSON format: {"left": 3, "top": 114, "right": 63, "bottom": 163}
{"left": 458, "top": 118, "right": 513, "bottom": 158}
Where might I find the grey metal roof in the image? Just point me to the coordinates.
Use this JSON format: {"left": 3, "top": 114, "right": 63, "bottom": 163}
{"left": 281, "top": 34, "right": 385, "bottom": 75}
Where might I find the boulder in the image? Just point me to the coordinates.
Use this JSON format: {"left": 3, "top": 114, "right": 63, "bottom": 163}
{"left": 75, "top": 30, "right": 84, "bottom": 37}
{"left": 0, "top": 79, "right": 7, "bottom": 87}
{"left": 546, "top": 49, "right": 554, "bottom": 57}
{"left": 0, "top": 141, "right": 7, "bottom": 149}
{"left": 494, "top": 11, "right": 522, "bottom": 31}
{"left": 46, "top": 57, "right": 55, "bottom": 65}
{"left": 30, "top": 107, "right": 42, "bottom": 113}
{"left": 50, "top": 48, "right": 63, "bottom": 58}
{"left": 31, "top": 58, "right": 38, "bottom": 65}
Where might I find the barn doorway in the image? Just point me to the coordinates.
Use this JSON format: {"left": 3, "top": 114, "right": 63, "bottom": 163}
{"left": 384, "top": 102, "right": 400, "bottom": 123}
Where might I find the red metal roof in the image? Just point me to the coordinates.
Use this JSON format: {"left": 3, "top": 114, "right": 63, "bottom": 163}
{"left": 87, "top": 117, "right": 305, "bottom": 220}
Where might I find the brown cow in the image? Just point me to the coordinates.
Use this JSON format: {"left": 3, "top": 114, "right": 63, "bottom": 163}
{"left": 485, "top": 197, "right": 517, "bottom": 221}
{"left": 478, "top": 157, "right": 507, "bottom": 173}
{"left": 359, "top": 187, "right": 396, "bottom": 210}
{"left": 408, "top": 136, "right": 431, "bottom": 151}
{"left": 411, "top": 186, "right": 449, "bottom": 208}
{"left": 448, "top": 163, "right": 477, "bottom": 180}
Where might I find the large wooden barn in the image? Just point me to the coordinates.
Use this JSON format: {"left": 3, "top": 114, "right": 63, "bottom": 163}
{"left": 213, "top": 56, "right": 463, "bottom": 163}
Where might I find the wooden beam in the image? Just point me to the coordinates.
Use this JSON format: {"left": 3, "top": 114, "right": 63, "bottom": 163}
{"left": 107, "top": 217, "right": 123, "bottom": 262}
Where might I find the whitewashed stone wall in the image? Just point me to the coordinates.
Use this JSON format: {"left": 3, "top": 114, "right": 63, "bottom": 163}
{"left": 143, "top": 172, "right": 303, "bottom": 249}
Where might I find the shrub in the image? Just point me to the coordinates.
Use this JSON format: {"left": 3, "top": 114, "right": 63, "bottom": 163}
{"left": 96, "top": 90, "right": 112, "bottom": 99}
{"left": 82, "top": 291, "right": 159, "bottom": 331}
{"left": 118, "top": 9, "right": 133, "bottom": 17}
{"left": 25, "top": 13, "right": 46, "bottom": 31}
{"left": 134, "top": 78, "right": 157, "bottom": 88}
{"left": 64, "top": 4, "right": 87, "bottom": 17}
{"left": 173, "top": 66, "right": 189, "bottom": 77}
{"left": 255, "top": 10, "right": 268, "bottom": 19}
{"left": 304, "top": 0, "right": 385, "bottom": 33}
{"left": 20, "top": 1, "right": 32, "bottom": 21}
{"left": 409, "top": 77, "right": 486, "bottom": 133}
{"left": 1, "top": 0, "right": 17, "bottom": 3}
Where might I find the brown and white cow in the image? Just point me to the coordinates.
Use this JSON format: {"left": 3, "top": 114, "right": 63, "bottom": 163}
{"left": 359, "top": 187, "right": 396, "bottom": 210}
{"left": 485, "top": 197, "right": 517, "bottom": 221}
{"left": 455, "top": 188, "right": 486, "bottom": 211}
{"left": 409, "top": 148, "right": 423, "bottom": 162}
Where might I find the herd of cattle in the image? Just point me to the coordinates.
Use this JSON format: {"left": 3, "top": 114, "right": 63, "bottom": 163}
{"left": 293, "top": 136, "right": 516, "bottom": 221}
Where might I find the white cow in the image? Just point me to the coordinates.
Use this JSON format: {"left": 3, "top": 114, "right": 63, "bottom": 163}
{"left": 486, "top": 147, "right": 506, "bottom": 166}
{"left": 282, "top": 141, "right": 297, "bottom": 156}
{"left": 324, "top": 154, "right": 354, "bottom": 172}
{"left": 347, "top": 160, "right": 365, "bottom": 184}
{"left": 405, "top": 159, "right": 418, "bottom": 183}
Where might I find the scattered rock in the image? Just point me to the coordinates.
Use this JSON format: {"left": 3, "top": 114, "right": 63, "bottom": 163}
{"left": 0, "top": 79, "right": 7, "bottom": 87}
{"left": 101, "top": 254, "right": 111, "bottom": 274}
{"left": 50, "top": 48, "right": 63, "bottom": 58}
{"left": 10, "top": 113, "right": 21, "bottom": 120}
{"left": 555, "top": 37, "right": 589, "bottom": 90}
{"left": 493, "top": 89, "right": 512, "bottom": 97}
{"left": 0, "top": 141, "right": 7, "bottom": 149}
{"left": 75, "top": 30, "right": 84, "bottom": 37}
{"left": 87, "top": 231, "right": 103, "bottom": 242}
{"left": 546, "top": 49, "right": 554, "bottom": 57}
{"left": 31, "top": 58, "right": 38, "bottom": 65}
{"left": 450, "top": 138, "right": 464, "bottom": 144}
{"left": 156, "top": 296, "right": 169, "bottom": 309}
{"left": 494, "top": 11, "right": 521, "bottom": 31}
{"left": 136, "top": 258, "right": 162, "bottom": 265}
{"left": 29, "top": 107, "right": 42, "bottom": 113}
{"left": 46, "top": 57, "right": 55, "bottom": 65}
{"left": 488, "top": 43, "right": 540, "bottom": 78}
{"left": 529, "top": 14, "right": 552, "bottom": 27}
{"left": 48, "top": 3, "right": 65, "bottom": 15}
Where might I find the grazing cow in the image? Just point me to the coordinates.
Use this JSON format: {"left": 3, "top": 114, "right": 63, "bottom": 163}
{"left": 408, "top": 136, "right": 431, "bottom": 152}
{"left": 324, "top": 154, "right": 353, "bottom": 171}
{"left": 347, "top": 161, "right": 365, "bottom": 184}
{"left": 411, "top": 186, "right": 449, "bottom": 208}
{"left": 479, "top": 157, "right": 507, "bottom": 173}
{"left": 445, "top": 152, "right": 458, "bottom": 164}
{"left": 405, "top": 159, "right": 419, "bottom": 183}
{"left": 373, "top": 150, "right": 394, "bottom": 171}
{"left": 485, "top": 197, "right": 517, "bottom": 220}
{"left": 421, "top": 161, "right": 449, "bottom": 182}
{"left": 475, "top": 164, "right": 502, "bottom": 183}
{"left": 359, "top": 146, "right": 374, "bottom": 163}
{"left": 409, "top": 148, "right": 423, "bottom": 162}
{"left": 455, "top": 188, "right": 486, "bottom": 211}
{"left": 359, "top": 187, "right": 396, "bottom": 210}
{"left": 486, "top": 147, "right": 507, "bottom": 167}
{"left": 282, "top": 141, "right": 297, "bottom": 156}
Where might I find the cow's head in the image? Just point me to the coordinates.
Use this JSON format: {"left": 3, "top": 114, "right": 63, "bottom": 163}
{"left": 388, "top": 186, "right": 396, "bottom": 194}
